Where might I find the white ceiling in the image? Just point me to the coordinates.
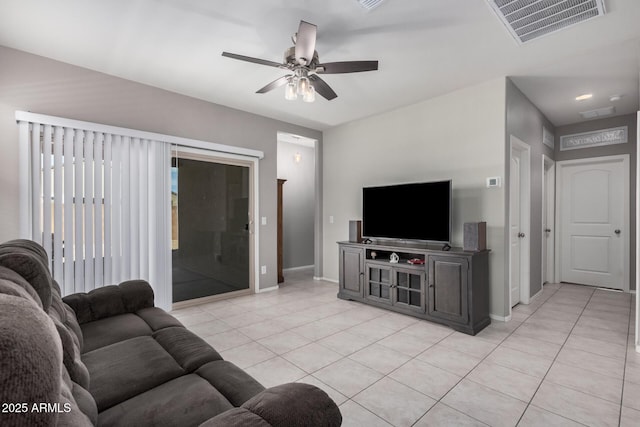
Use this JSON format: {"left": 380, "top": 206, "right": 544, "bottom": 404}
{"left": 0, "top": 0, "right": 639, "bottom": 130}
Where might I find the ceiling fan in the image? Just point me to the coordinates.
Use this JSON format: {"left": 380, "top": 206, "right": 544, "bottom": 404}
{"left": 222, "top": 20, "right": 379, "bottom": 102}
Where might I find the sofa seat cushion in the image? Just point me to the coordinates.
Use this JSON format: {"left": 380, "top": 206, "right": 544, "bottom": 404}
{"left": 97, "top": 374, "right": 235, "bottom": 427}
{"left": 81, "top": 313, "right": 153, "bottom": 353}
{"left": 83, "top": 336, "right": 185, "bottom": 411}
{"left": 137, "top": 306, "right": 184, "bottom": 331}
{"left": 196, "top": 360, "right": 266, "bottom": 407}
{"left": 154, "top": 326, "right": 223, "bottom": 372}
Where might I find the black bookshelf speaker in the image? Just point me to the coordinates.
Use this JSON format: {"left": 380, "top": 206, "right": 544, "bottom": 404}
{"left": 349, "top": 220, "right": 362, "bottom": 243}
{"left": 464, "top": 222, "right": 486, "bottom": 251}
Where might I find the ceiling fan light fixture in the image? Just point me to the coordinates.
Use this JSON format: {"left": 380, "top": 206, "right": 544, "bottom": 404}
{"left": 284, "top": 79, "right": 297, "bottom": 100}
{"left": 303, "top": 85, "right": 316, "bottom": 103}
{"left": 297, "top": 76, "right": 310, "bottom": 96}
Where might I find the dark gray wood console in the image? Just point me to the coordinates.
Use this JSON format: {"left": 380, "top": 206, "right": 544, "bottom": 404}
{"left": 338, "top": 241, "right": 490, "bottom": 335}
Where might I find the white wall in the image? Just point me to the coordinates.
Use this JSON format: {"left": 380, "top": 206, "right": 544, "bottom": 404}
{"left": 322, "top": 78, "right": 508, "bottom": 318}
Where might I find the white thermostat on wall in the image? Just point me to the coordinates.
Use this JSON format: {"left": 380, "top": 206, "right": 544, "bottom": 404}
{"left": 486, "top": 177, "right": 501, "bottom": 188}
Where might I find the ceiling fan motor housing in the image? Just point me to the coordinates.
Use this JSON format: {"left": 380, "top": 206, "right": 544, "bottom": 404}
{"left": 284, "top": 46, "right": 319, "bottom": 68}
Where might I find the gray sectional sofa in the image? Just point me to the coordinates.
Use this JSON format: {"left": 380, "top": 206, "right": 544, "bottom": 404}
{"left": 0, "top": 239, "right": 342, "bottom": 426}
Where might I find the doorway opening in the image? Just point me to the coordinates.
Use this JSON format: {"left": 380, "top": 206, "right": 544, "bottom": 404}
{"left": 277, "top": 132, "right": 318, "bottom": 283}
{"left": 171, "top": 148, "right": 256, "bottom": 306}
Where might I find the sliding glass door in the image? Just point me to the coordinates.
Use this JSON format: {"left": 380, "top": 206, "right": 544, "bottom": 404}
{"left": 171, "top": 151, "right": 253, "bottom": 303}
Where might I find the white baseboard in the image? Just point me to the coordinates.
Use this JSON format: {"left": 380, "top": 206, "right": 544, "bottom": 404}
{"left": 257, "top": 285, "right": 279, "bottom": 293}
{"left": 315, "top": 276, "right": 338, "bottom": 283}
{"left": 490, "top": 313, "right": 512, "bottom": 322}
{"left": 283, "top": 265, "right": 314, "bottom": 272}
{"left": 529, "top": 287, "right": 543, "bottom": 302}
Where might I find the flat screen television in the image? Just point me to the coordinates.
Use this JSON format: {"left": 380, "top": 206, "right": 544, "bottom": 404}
{"left": 362, "top": 180, "right": 451, "bottom": 243}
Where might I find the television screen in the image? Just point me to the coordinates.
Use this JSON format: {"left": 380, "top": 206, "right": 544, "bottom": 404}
{"left": 362, "top": 180, "right": 451, "bottom": 243}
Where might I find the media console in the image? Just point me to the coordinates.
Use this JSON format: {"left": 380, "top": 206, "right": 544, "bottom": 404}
{"left": 338, "top": 240, "right": 490, "bottom": 335}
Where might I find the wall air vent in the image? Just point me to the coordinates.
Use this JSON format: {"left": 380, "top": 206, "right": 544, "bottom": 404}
{"left": 485, "top": 0, "right": 606, "bottom": 44}
{"left": 357, "top": 0, "right": 385, "bottom": 11}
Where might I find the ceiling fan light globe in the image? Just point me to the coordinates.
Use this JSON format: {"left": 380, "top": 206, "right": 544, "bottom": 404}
{"left": 284, "top": 81, "right": 297, "bottom": 100}
{"left": 297, "top": 76, "right": 310, "bottom": 96}
{"left": 303, "top": 85, "right": 316, "bottom": 103}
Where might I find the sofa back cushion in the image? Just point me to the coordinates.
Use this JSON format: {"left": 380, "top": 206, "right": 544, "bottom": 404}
{"left": 0, "top": 239, "right": 53, "bottom": 309}
{"left": 0, "top": 240, "right": 97, "bottom": 426}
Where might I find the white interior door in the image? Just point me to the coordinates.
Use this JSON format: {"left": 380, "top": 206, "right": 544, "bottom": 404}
{"left": 542, "top": 156, "right": 555, "bottom": 284}
{"left": 510, "top": 136, "right": 531, "bottom": 308}
{"left": 557, "top": 155, "right": 628, "bottom": 290}
{"left": 510, "top": 156, "right": 522, "bottom": 306}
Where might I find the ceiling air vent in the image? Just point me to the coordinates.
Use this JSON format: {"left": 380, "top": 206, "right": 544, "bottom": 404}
{"left": 357, "top": 0, "right": 385, "bottom": 12}
{"left": 485, "top": 0, "right": 606, "bottom": 44}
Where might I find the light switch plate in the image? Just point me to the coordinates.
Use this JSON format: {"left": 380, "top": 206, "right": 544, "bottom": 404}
{"left": 486, "top": 176, "right": 501, "bottom": 188}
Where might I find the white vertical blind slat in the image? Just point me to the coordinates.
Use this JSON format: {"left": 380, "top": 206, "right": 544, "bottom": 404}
{"left": 130, "top": 138, "right": 140, "bottom": 278}
{"left": 94, "top": 132, "right": 104, "bottom": 288}
{"left": 63, "top": 128, "right": 75, "bottom": 294}
{"left": 73, "top": 130, "right": 84, "bottom": 293}
{"left": 112, "top": 135, "right": 122, "bottom": 283}
{"left": 52, "top": 126, "right": 64, "bottom": 282}
{"left": 121, "top": 137, "right": 131, "bottom": 279}
{"left": 84, "top": 132, "right": 94, "bottom": 290}
{"left": 18, "top": 121, "right": 30, "bottom": 239}
{"left": 31, "top": 124, "right": 41, "bottom": 243}
{"left": 140, "top": 139, "right": 149, "bottom": 280}
{"left": 42, "top": 125, "right": 53, "bottom": 269}
{"left": 103, "top": 134, "right": 112, "bottom": 286}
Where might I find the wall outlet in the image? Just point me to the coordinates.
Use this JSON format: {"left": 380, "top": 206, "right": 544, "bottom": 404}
{"left": 261, "top": 265, "right": 267, "bottom": 275}
{"left": 261, "top": 216, "right": 267, "bottom": 225}
{"left": 329, "top": 215, "right": 334, "bottom": 224}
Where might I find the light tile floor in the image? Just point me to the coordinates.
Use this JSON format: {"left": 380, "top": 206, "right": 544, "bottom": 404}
{"left": 171, "top": 268, "right": 638, "bottom": 427}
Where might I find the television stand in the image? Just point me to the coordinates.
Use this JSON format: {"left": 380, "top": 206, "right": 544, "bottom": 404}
{"left": 337, "top": 240, "right": 490, "bottom": 335}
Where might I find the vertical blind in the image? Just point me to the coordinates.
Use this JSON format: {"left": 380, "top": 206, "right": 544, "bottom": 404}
{"left": 17, "top": 115, "right": 172, "bottom": 309}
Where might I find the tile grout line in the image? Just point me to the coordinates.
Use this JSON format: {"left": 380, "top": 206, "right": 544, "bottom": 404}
{"left": 618, "top": 294, "right": 634, "bottom": 427}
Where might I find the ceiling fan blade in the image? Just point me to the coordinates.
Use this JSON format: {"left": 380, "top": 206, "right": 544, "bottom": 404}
{"left": 309, "top": 74, "right": 337, "bottom": 100}
{"left": 222, "top": 52, "right": 285, "bottom": 68}
{"left": 256, "top": 75, "right": 292, "bottom": 94}
{"left": 295, "top": 20, "right": 317, "bottom": 65}
{"left": 317, "top": 61, "right": 379, "bottom": 74}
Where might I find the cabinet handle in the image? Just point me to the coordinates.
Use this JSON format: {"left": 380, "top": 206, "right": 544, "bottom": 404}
{"left": 429, "top": 284, "right": 434, "bottom": 289}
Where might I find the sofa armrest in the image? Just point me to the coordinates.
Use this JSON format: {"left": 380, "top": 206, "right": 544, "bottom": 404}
{"left": 62, "top": 280, "right": 155, "bottom": 324}
{"left": 199, "top": 383, "right": 342, "bottom": 427}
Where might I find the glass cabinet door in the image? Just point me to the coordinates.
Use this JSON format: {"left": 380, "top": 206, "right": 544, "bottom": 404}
{"left": 394, "top": 268, "right": 425, "bottom": 312}
{"left": 365, "top": 264, "right": 392, "bottom": 304}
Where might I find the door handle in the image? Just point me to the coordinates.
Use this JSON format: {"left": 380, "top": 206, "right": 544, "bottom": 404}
{"left": 518, "top": 232, "right": 525, "bottom": 238}
{"left": 544, "top": 229, "right": 551, "bottom": 233}
{"left": 614, "top": 229, "right": 621, "bottom": 235}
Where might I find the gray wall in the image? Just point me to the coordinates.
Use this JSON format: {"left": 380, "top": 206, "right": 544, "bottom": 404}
{"left": 277, "top": 140, "right": 315, "bottom": 269}
{"left": 322, "top": 78, "right": 509, "bottom": 318}
{"left": 555, "top": 113, "right": 637, "bottom": 291}
{"left": 505, "top": 79, "right": 556, "bottom": 299}
{"left": 0, "top": 46, "right": 323, "bottom": 291}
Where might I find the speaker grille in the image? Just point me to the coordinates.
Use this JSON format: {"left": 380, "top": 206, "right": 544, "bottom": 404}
{"left": 486, "top": 0, "right": 606, "bottom": 44}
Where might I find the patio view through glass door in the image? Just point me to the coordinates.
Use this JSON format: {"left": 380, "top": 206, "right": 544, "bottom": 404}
{"left": 171, "top": 152, "right": 252, "bottom": 303}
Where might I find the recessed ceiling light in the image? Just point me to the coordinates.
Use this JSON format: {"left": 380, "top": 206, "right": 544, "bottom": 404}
{"left": 575, "top": 94, "right": 593, "bottom": 101}
{"left": 609, "top": 95, "right": 623, "bottom": 102}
